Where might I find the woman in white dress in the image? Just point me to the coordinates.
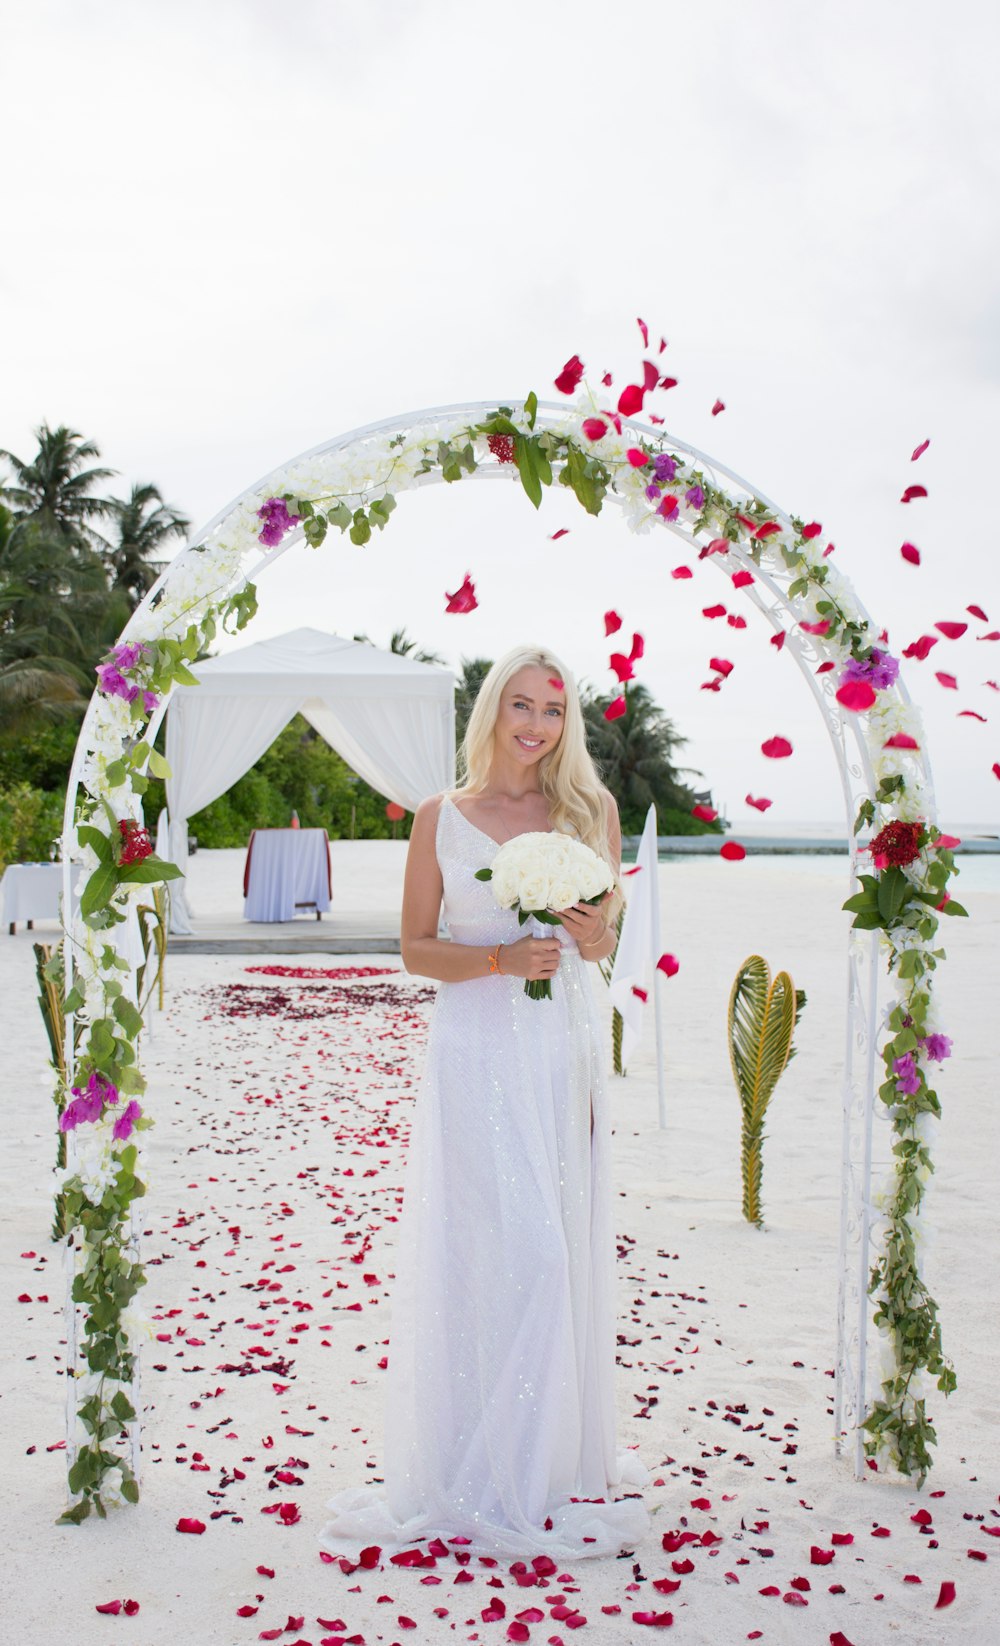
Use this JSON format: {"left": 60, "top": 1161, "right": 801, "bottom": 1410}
{"left": 320, "top": 645, "right": 649, "bottom": 1561}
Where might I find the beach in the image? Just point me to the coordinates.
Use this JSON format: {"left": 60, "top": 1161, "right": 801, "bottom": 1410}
{"left": 3, "top": 843, "right": 997, "bottom": 1645}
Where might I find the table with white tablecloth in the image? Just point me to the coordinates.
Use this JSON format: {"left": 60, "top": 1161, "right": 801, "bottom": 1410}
{"left": 242, "top": 828, "right": 332, "bottom": 922}
{"left": 1, "top": 863, "right": 63, "bottom": 932}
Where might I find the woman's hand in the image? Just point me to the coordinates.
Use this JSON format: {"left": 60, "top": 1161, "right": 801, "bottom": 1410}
{"left": 498, "top": 932, "right": 563, "bottom": 981}
{"left": 552, "top": 891, "right": 613, "bottom": 953}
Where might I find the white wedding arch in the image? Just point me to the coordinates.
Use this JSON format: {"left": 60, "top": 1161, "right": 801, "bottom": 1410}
{"left": 55, "top": 394, "right": 959, "bottom": 1520}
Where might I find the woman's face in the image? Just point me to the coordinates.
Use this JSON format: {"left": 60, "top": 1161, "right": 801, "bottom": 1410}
{"left": 494, "top": 665, "right": 566, "bottom": 768}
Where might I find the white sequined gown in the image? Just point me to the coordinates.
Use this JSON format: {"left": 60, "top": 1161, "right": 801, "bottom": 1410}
{"left": 319, "top": 797, "right": 649, "bottom": 1560}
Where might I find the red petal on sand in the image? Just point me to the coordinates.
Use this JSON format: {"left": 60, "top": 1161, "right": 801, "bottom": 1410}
{"left": 871, "top": 1526, "right": 891, "bottom": 1538}
{"left": 830, "top": 1533, "right": 854, "bottom": 1546}
{"left": 903, "top": 634, "right": 938, "bottom": 659}
{"left": 745, "top": 794, "right": 772, "bottom": 811}
{"left": 604, "top": 696, "right": 627, "bottom": 722}
{"left": 604, "top": 610, "right": 623, "bottom": 636}
{"left": 709, "top": 658, "right": 734, "bottom": 676}
{"left": 810, "top": 1547, "right": 835, "bottom": 1565}
{"left": 637, "top": 318, "right": 649, "bottom": 347}
{"left": 935, "top": 672, "right": 958, "bottom": 689}
{"left": 732, "top": 569, "right": 754, "bottom": 588}
{"left": 711, "top": 399, "right": 725, "bottom": 416}
{"left": 911, "top": 437, "right": 930, "bottom": 460}
{"left": 549, "top": 528, "right": 569, "bottom": 540}
{"left": 359, "top": 1546, "right": 381, "bottom": 1567}
{"left": 884, "top": 732, "right": 919, "bottom": 749}
{"left": 507, "top": 1626, "right": 531, "bottom": 1642}
{"left": 618, "top": 384, "right": 645, "bottom": 417}
{"left": 671, "top": 566, "right": 693, "bottom": 579}
{"left": 935, "top": 620, "right": 968, "bottom": 639}
{"left": 936, "top": 1581, "right": 957, "bottom": 1608}
{"left": 720, "top": 841, "right": 746, "bottom": 861}
{"left": 836, "top": 680, "right": 877, "bottom": 712}
{"left": 692, "top": 804, "right": 718, "bottom": 821}
{"left": 968, "top": 1550, "right": 988, "bottom": 1561}
{"left": 761, "top": 736, "right": 793, "bottom": 758}
{"left": 657, "top": 954, "right": 680, "bottom": 978}
{"left": 123, "top": 1601, "right": 140, "bottom": 1616}
{"left": 671, "top": 1558, "right": 695, "bottom": 1575}
{"left": 554, "top": 354, "right": 585, "bottom": 394}
{"left": 782, "top": 1592, "right": 808, "bottom": 1606}
{"left": 277, "top": 1502, "right": 300, "bottom": 1524}
{"left": 582, "top": 418, "right": 608, "bottom": 442}
{"left": 236, "top": 1605, "right": 259, "bottom": 1617}
{"left": 901, "top": 484, "right": 927, "bottom": 502}
{"left": 652, "top": 1578, "right": 682, "bottom": 1595}
{"left": 176, "top": 1518, "right": 205, "bottom": 1534}
{"left": 758, "top": 1586, "right": 781, "bottom": 1597}
{"left": 632, "top": 1611, "right": 674, "bottom": 1627}
{"left": 96, "top": 1601, "right": 122, "bottom": 1615}
{"left": 627, "top": 448, "right": 649, "bottom": 468}
{"left": 256, "top": 1566, "right": 275, "bottom": 1578}
{"left": 445, "top": 573, "right": 478, "bottom": 614}
{"left": 830, "top": 1634, "right": 857, "bottom": 1646}
{"left": 801, "top": 522, "right": 823, "bottom": 539}
{"left": 901, "top": 541, "right": 921, "bottom": 565}
{"left": 702, "top": 603, "right": 727, "bottom": 619}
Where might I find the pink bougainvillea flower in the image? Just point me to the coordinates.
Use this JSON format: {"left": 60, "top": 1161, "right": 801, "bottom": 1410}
{"left": 112, "top": 1099, "right": 142, "bottom": 1143}
{"left": 911, "top": 437, "right": 930, "bottom": 460}
{"left": 720, "top": 841, "right": 746, "bottom": 861}
{"left": 761, "top": 736, "right": 793, "bottom": 758}
{"left": 643, "top": 360, "right": 660, "bottom": 393}
{"left": 801, "top": 521, "right": 823, "bottom": 539}
{"left": 692, "top": 803, "right": 718, "bottom": 822}
{"left": 968, "top": 603, "right": 989, "bottom": 621}
{"left": 96, "top": 1600, "right": 122, "bottom": 1615}
{"left": 637, "top": 317, "right": 649, "bottom": 347}
{"left": 671, "top": 566, "right": 693, "bottom": 579}
{"left": 935, "top": 620, "right": 968, "bottom": 639}
{"left": 582, "top": 417, "right": 608, "bottom": 442}
{"left": 554, "top": 354, "right": 585, "bottom": 394}
{"left": 702, "top": 603, "right": 727, "bottom": 619}
{"left": 176, "top": 1518, "right": 205, "bottom": 1534}
{"left": 903, "top": 634, "right": 938, "bottom": 660}
{"left": 657, "top": 953, "right": 680, "bottom": 977}
{"left": 604, "top": 610, "right": 623, "bottom": 636}
{"left": 95, "top": 663, "right": 139, "bottom": 703}
{"left": 709, "top": 657, "right": 734, "bottom": 677}
{"left": 604, "top": 696, "right": 627, "bottom": 721}
{"left": 935, "top": 672, "right": 958, "bottom": 689}
{"left": 549, "top": 528, "right": 569, "bottom": 541}
{"left": 901, "top": 541, "right": 921, "bottom": 565}
{"left": 731, "top": 569, "right": 754, "bottom": 589}
{"left": 754, "top": 521, "right": 782, "bottom": 540}
{"left": 711, "top": 399, "right": 725, "bottom": 415}
{"left": 257, "top": 497, "right": 301, "bottom": 547}
{"left": 884, "top": 732, "right": 920, "bottom": 749}
{"left": 746, "top": 794, "right": 772, "bottom": 811}
{"left": 629, "top": 632, "right": 645, "bottom": 661}
{"left": 901, "top": 484, "right": 927, "bottom": 502}
{"left": 800, "top": 618, "right": 831, "bottom": 635}
{"left": 445, "top": 573, "right": 478, "bottom": 614}
{"left": 610, "top": 653, "right": 635, "bottom": 683}
{"left": 685, "top": 483, "right": 705, "bottom": 510}
{"left": 836, "top": 680, "right": 877, "bottom": 712}
{"left": 626, "top": 447, "right": 649, "bottom": 468}
{"left": 935, "top": 1581, "right": 957, "bottom": 1609}
{"left": 618, "top": 384, "right": 645, "bottom": 417}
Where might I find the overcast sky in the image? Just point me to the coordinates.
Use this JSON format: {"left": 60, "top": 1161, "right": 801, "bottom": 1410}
{"left": 4, "top": 0, "right": 998, "bottom": 828}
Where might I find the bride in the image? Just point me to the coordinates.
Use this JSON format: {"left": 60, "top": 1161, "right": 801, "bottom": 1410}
{"left": 320, "top": 644, "right": 649, "bottom": 1561}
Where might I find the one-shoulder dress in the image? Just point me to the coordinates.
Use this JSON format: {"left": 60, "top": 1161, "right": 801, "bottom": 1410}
{"left": 319, "top": 796, "right": 649, "bottom": 1560}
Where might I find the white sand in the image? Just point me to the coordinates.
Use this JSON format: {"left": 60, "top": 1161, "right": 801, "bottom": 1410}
{"left": 3, "top": 845, "right": 998, "bottom": 1645}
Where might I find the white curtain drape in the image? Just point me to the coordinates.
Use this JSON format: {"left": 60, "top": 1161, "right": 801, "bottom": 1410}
{"left": 301, "top": 696, "right": 452, "bottom": 817}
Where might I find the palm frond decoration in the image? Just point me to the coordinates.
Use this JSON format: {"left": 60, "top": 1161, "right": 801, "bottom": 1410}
{"left": 33, "top": 943, "right": 84, "bottom": 1240}
{"left": 727, "top": 954, "right": 806, "bottom": 1226}
{"left": 598, "top": 907, "right": 626, "bottom": 1075}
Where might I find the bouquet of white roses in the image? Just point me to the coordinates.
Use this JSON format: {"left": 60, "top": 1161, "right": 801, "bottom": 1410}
{"left": 475, "top": 831, "right": 615, "bottom": 999}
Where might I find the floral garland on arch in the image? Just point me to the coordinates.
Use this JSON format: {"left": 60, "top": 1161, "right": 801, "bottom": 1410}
{"left": 58, "top": 377, "right": 964, "bottom": 1518}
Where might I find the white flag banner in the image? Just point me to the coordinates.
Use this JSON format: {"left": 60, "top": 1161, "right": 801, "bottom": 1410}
{"left": 608, "top": 804, "right": 662, "bottom": 1071}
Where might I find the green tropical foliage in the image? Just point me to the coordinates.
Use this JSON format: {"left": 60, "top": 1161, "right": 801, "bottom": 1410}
{"left": 727, "top": 955, "right": 806, "bottom": 1226}
{"left": 580, "top": 681, "right": 718, "bottom": 835}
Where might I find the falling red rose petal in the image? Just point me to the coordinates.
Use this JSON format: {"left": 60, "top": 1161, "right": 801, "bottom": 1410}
{"left": 703, "top": 603, "right": 727, "bottom": 619}
{"left": 935, "top": 1581, "right": 957, "bottom": 1609}
{"left": 801, "top": 522, "right": 823, "bottom": 539}
{"left": 936, "top": 620, "right": 968, "bottom": 639}
{"left": 692, "top": 804, "right": 718, "bottom": 821}
{"left": 903, "top": 634, "right": 938, "bottom": 660}
{"left": 582, "top": 417, "right": 608, "bottom": 442}
{"left": 671, "top": 566, "right": 693, "bottom": 579}
{"left": 626, "top": 448, "right": 649, "bottom": 468}
{"left": 657, "top": 953, "right": 680, "bottom": 978}
{"left": 968, "top": 603, "right": 989, "bottom": 621}
{"left": 901, "top": 484, "right": 927, "bottom": 502}
{"left": 746, "top": 794, "right": 772, "bottom": 811}
{"left": 629, "top": 632, "right": 645, "bottom": 662}
{"left": 761, "top": 736, "right": 793, "bottom": 758}
{"left": 554, "top": 354, "right": 585, "bottom": 394}
{"left": 604, "top": 696, "right": 627, "bottom": 721}
{"left": 610, "top": 653, "right": 635, "bottom": 684}
{"left": 901, "top": 541, "right": 921, "bottom": 565}
{"left": 618, "top": 384, "right": 645, "bottom": 417}
{"left": 604, "top": 610, "right": 623, "bottom": 636}
{"left": 884, "top": 732, "right": 920, "bottom": 749}
{"left": 836, "top": 680, "right": 877, "bottom": 712}
{"left": 709, "top": 658, "right": 734, "bottom": 677}
{"left": 732, "top": 569, "right": 754, "bottom": 588}
{"left": 637, "top": 317, "right": 649, "bottom": 347}
{"left": 935, "top": 672, "right": 958, "bottom": 689}
{"left": 911, "top": 437, "right": 930, "bottom": 460}
{"left": 720, "top": 841, "right": 746, "bottom": 861}
{"left": 445, "top": 573, "right": 478, "bottom": 614}
{"left": 711, "top": 399, "right": 725, "bottom": 415}
{"left": 643, "top": 360, "right": 660, "bottom": 393}
{"left": 550, "top": 528, "right": 569, "bottom": 540}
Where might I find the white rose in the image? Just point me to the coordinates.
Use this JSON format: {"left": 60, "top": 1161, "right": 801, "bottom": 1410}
{"left": 548, "top": 879, "right": 577, "bottom": 912}
{"left": 518, "top": 873, "right": 549, "bottom": 911}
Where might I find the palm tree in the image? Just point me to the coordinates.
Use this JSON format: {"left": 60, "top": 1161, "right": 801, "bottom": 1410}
{"left": 0, "top": 424, "right": 116, "bottom": 552}
{"left": 581, "top": 681, "right": 706, "bottom": 833}
{"left": 106, "top": 483, "right": 189, "bottom": 608}
{"left": 454, "top": 656, "right": 494, "bottom": 747}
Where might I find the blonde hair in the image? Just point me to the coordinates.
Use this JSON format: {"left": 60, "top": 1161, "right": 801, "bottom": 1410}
{"left": 453, "top": 644, "right": 622, "bottom": 914}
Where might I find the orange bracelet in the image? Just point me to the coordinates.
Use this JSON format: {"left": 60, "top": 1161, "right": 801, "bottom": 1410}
{"left": 488, "top": 943, "right": 504, "bottom": 975}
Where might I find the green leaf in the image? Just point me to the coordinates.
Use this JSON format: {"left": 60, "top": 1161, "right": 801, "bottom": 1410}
{"left": 147, "top": 748, "right": 171, "bottom": 779}
{"left": 328, "top": 501, "right": 353, "bottom": 530}
{"left": 515, "top": 436, "right": 542, "bottom": 508}
{"left": 941, "top": 898, "right": 968, "bottom": 917}
{"left": 113, "top": 996, "right": 144, "bottom": 1038}
{"left": 104, "top": 760, "right": 128, "bottom": 788}
{"left": 80, "top": 863, "right": 119, "bottom": 920}
{"left": 473, "top": 869, "right": 493, "bottom": 882}
{"left": 116, "top": 1064, "right": 146, "bottom": 1095}
{"left": 58, "top": 1498, "right": 92, "bottom": 1525}
{"left": 877, "top": 866, "right": 911, "bottom": 924}
{"left": 349, "top": 512, "right": 372, "bottom": 546}
{"left": 78, "top": 824, "right": 113, "bottom": 862}
{"left": 120, "top": 1476, "right": 140, "bottom": 1504}
{"left": 117, "top": 857, "right": 184, "bottom": 886}
{"left": 63, "top": 984, "right": 85, "bottom": 1014}
{"left": 524, "top": 390, "right": 538, "bottom": 430}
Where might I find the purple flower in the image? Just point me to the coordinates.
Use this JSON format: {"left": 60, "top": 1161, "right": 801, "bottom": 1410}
{"left": 59, "top": 1072, "right": 119, "bottom": 1133}
{"left": 257, "top": 497, "right": 301, "bottom": 547}
{"left": 142, "top": 690, "right": 159, "bottom": 714}
{"left": 919, "top": 1032, "right": 953, "bottom": 1062}
{"left": 841, "top": 647, "right": 900, "bottom": 692}
{"left": 110, "top": 641, "right": 149, "bottom": 671}
{"left": 653, "top": 453, "right": 677, "bottom": 483}
{"left": 685, "top": 484, "right": 705, "bottom": 510}
{"left": 892, "top": 1052, "right": 921, "bottom": 1096}
{"left": 645, "top": 482, "right": 662, "bottom": 500}
{"left": 112, "top": 1100, "right": 142, "bottom": 1143}
{"left": 95, "top": 663, "right": 139, "bottom": 703}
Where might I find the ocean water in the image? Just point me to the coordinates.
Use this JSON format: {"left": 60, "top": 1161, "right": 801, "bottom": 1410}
{"left": 656, "top": 850, "right": 1000, "bottom": 894}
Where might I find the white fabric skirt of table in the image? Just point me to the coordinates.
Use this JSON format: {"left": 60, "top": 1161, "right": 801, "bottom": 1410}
{"left": 243, "top": 829, "right": 331, "bottom": 922}
{"left": 1, "top": 863, "right": 63, "bottom": 928}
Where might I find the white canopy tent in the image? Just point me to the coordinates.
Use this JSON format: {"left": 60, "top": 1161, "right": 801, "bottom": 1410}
{"left": 158, "top": 627, "right": 455, "bottom": 932}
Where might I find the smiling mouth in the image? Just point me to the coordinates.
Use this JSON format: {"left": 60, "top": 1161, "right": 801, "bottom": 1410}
{"left": 516, "top": 736, "right": 543, "bottom": 749}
